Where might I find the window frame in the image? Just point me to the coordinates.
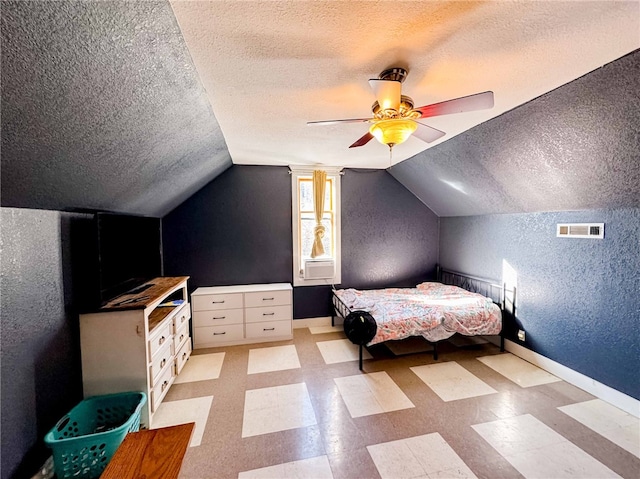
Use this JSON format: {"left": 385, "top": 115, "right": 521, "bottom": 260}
{"left": 290, "top": 166, "right": 342, "bottom": 287}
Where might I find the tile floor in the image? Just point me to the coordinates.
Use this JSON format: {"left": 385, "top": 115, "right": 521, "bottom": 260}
{"left": 158, "top": 327, "right": 640, "bottom": 478}
{"left": 317, "top": 339, "right": 373, "bottom": 365}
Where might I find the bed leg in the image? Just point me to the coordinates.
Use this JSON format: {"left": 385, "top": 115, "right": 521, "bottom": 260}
{"left": 500, "top": 333, "right": 505, "bottom": 352}
{"left": 331, "top": 314, "right": 335, "bottom": 327}
{"left": 359, "top": 344, "right": 363, "bottom": 371}
{"left": 433, "top": 342, "right": 438, "bottom": 361}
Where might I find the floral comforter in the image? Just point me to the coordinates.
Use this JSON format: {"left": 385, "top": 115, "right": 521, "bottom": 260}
{"left": 334, "top": 282, "right": 502, "bottom": 345}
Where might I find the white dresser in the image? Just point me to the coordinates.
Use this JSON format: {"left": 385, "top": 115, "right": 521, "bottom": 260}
{"left": 79, "top": 277, "right": 192, "bottom": 428}
{"left": 191, "top": 283, "right": 292, "bottom": 348}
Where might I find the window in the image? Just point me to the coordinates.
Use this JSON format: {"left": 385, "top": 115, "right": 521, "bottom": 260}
{"left": 291, "top": 167, "right": 342, "bottom": 286}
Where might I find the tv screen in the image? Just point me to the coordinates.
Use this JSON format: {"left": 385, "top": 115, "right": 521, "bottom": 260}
{"left": 96, "top": 212, "right": 162, "bottom": 304}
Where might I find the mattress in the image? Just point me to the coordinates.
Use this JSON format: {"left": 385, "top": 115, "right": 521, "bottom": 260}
{"left": 334, "top": 282, "right": 502, "bottom": 345}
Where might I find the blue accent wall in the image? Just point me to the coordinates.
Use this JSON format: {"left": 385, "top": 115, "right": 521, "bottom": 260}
{"left": 341, "top": 169, "right": 439, "bottom": 290}
{"left": 1, "top": 208, "right": 85, "bottom": 479}
{"left": 440, "top": 208, "right": 640, "bottom": 400}
{"left": 162, "top": 166, "right": 439, "bottom": 318}
{"left": 162, "top": 165, "right": 293, "bottom": 288}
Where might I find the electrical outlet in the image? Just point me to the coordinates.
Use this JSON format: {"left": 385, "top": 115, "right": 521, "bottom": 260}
{"left": 518, "top": 329, "right": 526, "bottom": 341}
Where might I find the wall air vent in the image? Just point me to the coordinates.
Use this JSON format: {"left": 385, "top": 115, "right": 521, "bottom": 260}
{"left": 304, "top": 259, "right": 335, "bottom": 280}
{"left": 557, "top": 223, "right": 604, "bottom": 239}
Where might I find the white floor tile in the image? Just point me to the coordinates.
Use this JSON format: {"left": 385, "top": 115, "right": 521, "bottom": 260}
{"left": 242, "top": 382, "right": 317, "bottom": 437}
{"left": 559, "top": 399, "right": 640, "bottom": 458}
{"left": 245, "top": 387, "right": 280, "bottom": 412}
{"left": 477, "top": 353, "right": 561, "bottom": 387}
{"left": 239, "top": 455, "right": 334, "bottom": 478}
{"left": 367, "top": 433, "right": 477, "bottom": 479}
{"left": 473, "top": 414, "right": 620, "bottom": 478}
{"left": 173, "top": 352, "right": 225, "bottom": 384}
{"left": 151, "top": 395, "right": 213, "bottom": 447}
{"left": 334, "top": 371, "right": 414, "bottom": 418}
{"left": 368, "top": 438, "right": 425, "bottom": 479}
{"left": 507, "top": 441, "right": 620, "bottom": 478}
{"left": 316, "top": 339, "right": 372, "bottom": 364}
{"left": 247, "top": 345, "right": 301, "bottom": 374}
{"left": 472, "top": 413, "right": 565, "bottom": 456}
{"left": 309, "top": 325, "right": 343, "bottom": 334}
{"left": 410, "top": 361, "right": 497, "bottom": 402}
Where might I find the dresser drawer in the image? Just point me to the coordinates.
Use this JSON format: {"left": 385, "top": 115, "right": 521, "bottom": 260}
{"left": 246, "top": 320, "right": 292, "bottom": 339}
{"left": 192, "top": 293, "right": 243, "bottom": 312}
{"left": 245, "top": 305, "right": 291, "bottom": 324}
{"left": 173, "top": 303, "right": 191, "bottom": 332}
{"left": 151, "top": 359, "right": 175, "bottom": 412}
{"left": 174, "top": 321, "right": 190, "bottom": 351}
{"left": 149, "top": 340, "right": 174, "bottom": 386}
{"left": 193, "top": 308, "right": 243, "bottom": 327}
{"left": 194, "top": 323, "right": 244, "bottom": 347}
{"left": 148, "top": 319, "right": 173, "bottom": 361}
{"left": 244, "top": 290, "right": 291, "bottom": 308}
{"left": 175, "top": 339, "right": 192, "bottom": 375}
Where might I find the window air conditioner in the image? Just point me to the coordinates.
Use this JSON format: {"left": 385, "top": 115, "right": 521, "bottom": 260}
{"left": 304, "top": 259, "right": 335, "bottom": 280}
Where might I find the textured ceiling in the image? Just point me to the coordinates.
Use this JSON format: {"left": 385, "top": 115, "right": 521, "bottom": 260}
{"left": 1, "top": 1, "right": 639, "bottom": 218}
{"left": 170, "top": 0, "right": 639, "bottom": 169}
{"left": 389, "top": 50, "right": 640, "bottom": 216}
{"left": 1, "top": 1, "right": 231, "bottom": 217}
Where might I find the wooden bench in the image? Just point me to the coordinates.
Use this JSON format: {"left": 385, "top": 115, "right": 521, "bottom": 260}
{"left": 101, "top": 422, "right": 194, "bottom": 479}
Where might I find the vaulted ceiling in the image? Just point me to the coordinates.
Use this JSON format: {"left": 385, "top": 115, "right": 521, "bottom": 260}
{"left": 390, "top": 50, "right": 640, "bottom": 216}
{"left": 1, "top": 1, "right": 639, "bottom": 217}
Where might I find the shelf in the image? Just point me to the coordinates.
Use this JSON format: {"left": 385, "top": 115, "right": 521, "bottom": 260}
{"left": 100, "top": 277, "right": 190, "bottom": 311}
{"left": 148, "top": 305, "right": 178, "bottom": 332}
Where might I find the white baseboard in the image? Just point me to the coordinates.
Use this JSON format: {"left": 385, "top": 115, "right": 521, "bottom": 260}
{"left": 497, "top": 338, "right": 639, "bottom": 417}
{"left": 293, "top": 316, "right": 342, "bottom": 329}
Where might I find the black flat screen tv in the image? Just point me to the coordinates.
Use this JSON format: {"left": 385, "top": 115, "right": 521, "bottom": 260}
{"left": 95, "top": 212, "right": 162, "bottom": 305}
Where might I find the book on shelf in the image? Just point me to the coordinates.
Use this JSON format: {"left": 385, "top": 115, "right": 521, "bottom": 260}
{"left": 158, "top": 299, "right": 185, "bottom": 307}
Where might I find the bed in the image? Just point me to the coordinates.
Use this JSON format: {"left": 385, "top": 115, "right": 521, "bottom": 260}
{"left": 332, "top": 267, "right": 509, "bottom": 370}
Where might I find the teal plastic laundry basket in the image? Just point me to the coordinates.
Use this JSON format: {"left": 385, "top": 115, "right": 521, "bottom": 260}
{"left": 44, "top": 391, "right": 146, "bottom": 479}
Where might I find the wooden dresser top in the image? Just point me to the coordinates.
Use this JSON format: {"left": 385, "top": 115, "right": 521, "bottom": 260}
{"left": 99, "top": 276, "right": 189, "bottom": 311}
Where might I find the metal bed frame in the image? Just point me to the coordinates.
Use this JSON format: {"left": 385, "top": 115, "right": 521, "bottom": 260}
{"left": 331, "top": 266, "right": 512, "bottom": 370}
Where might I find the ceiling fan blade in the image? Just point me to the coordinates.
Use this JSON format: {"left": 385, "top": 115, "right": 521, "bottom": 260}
{"left": 415, "top": 91, "right": 494, "bottom": 118}
{"left": 369, "top": 79, "right": 402, "bottom": 111}
{"left": 349, "top": 132, "right": 374, "bottom": 148}
{"left": 413, "top": 122, "right": 447, "bottom": 143}
{"left": 307, "top": 118, "right": 372, "bottom": 126}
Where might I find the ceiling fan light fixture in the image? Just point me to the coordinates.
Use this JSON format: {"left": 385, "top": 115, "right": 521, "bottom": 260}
{"left": 369, "top": 119, "right": 417, "bottom": 149}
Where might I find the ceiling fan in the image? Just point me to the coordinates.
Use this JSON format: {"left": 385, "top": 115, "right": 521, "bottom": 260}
{"left": 307, "top": 67, "right": 494, "bottom": 152}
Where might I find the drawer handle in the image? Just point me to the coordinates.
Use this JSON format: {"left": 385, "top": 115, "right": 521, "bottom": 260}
{"left": 213, "top": 316, "right": 226, "bottom": 320}
{"left": 212, "top": 300, "right": 225, "bottom": 304}
{"left": 263, "top": 327, "right": 275, "bottom": 331}
{"left": 179, "top": 334, "right": 185, "bottom": 342}
{"left": 263, "top": 297, "right": 274, "bottom": 301}
{"left": 158, "top": 336, "right": 166, "bottom": 346}
{"left": 160, "top": 358, "right": 167, "bottom": 368}
{"left": 263, "top": 312, "right": 275, "bottom": 316}
{"left": 213, "top": 332, "right": 226, "bottom": 335}
{"left": 182, "top": 352, "right": 187, "bottom": 360}
{"left": 181, "top": 315, "right": 186, "bottom": 323}
{"left": 161, "top": 380, "right": 169, "bottom": 392}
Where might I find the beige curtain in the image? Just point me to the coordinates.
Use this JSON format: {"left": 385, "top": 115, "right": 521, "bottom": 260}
{"left": 310, "top": 170, "right": 327, "bottom": 258}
